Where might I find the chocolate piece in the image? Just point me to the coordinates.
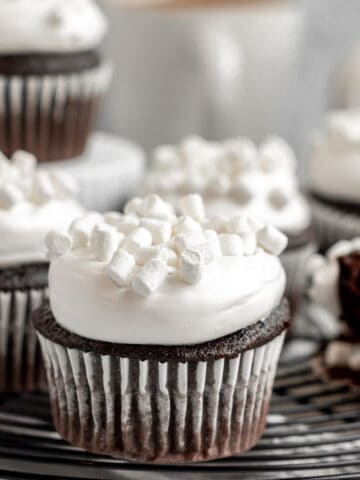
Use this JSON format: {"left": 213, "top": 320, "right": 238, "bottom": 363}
{"left": 33, "top": 298, "right": 289, "bottom": 362}
{"left": 0, "top": 263, "right": 48, "bottom": 291}
{"left": 338, "top": 252, "right": 360, "bottom": 334}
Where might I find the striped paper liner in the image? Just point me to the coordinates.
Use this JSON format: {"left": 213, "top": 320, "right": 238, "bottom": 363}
{"left": 38, "top": 331, "right": 285, "bottom": 463}
{"left": 0, "top": 60, "right": 112, "bottom": 162}
{"left": 0, "top": 287, "right": 48, "bottom": 393}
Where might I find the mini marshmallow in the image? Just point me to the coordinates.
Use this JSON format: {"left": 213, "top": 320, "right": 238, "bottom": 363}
{"left": 241, "top": 232, "right": 257, "bottom": 256}
{"left": 104, "top": 211, "right": 123, "bottom": 226}
{"left": 132, "top": 258, "right": 168, "bottom": 296}
{"left": 12, "top": 150, "right": 36, "bottom": 175}
{"left": 70, "top": 213, "right": 103, "bottom": 248}
{"left": 32, "top": 171, "right": 56, "bottom": 204}
{"left": 191, "top": 244, "right": 214, "bottom": 265}
{"left": 0, "top": 184, "right": 24, "bottom": 208}
{"left": 45, "top": 230, "right": 72, "bottom": 258}
{"left": 247, "top": 217, "right": 264, "bottom": 233}
{"left": 172, "top": 231, "right": 206, "bottom": 255}
{"left": 141, "top": 194, "right": 174, "bottom": 220}
{"left": 173, "top": 216, "right": 202, "bottom": 235}
{"left": 106, "top": 249, "right": 136, "bottom": 287}
{"left": 179, "top": 194, "right": 206, "bottom": 221}
{"left": 257, "top": 225, "right": 288, "bottom": 256}
{"left": 51, "top": 170, "right": 79, "bottom": 197}
{"left": 179, "top": 249, "right": 204, "bottom": 284}
{"left": 205, "top": 229, "right": 222, "bottom": 258}
{"left": 226, "top": 216, "right": 251, "bottom": 235}
{"left": 232, "top": 178, "right": 255, "bottom": 204}
{"left": 324, "top": 341, "right": 352, "bottom": 368}
{"left": 115, "top": 214, "right": 140, "bottom": 234}
{"left": 91, "top": 223, "right": 119, "bottom": 263}
{"left": 135, "top": 246, "right": 163, "bottom": 266}
{"left": 140, "top": 218, "right": 172, "bottom": 244}
{"left": 219, "top": 234, "right": 244, "bottom": 256}
{"left": 123, "top": 227, "right": 152, "bottom": 254}
{"left": 124, "top": 197, "right": 143, "bottom": 216}
{"left": 268, "top": 188, "right": 290, "bottom": 210}
{"left": 327, "top": 240, "right": 352, "bottom": 260}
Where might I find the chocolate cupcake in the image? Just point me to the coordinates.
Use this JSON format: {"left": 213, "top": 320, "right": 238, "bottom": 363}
{"left": 0, "top": 150, "right": 84, "bottom": 393}
{"left": 143, "top": 135, "right": 315, "bottom": 310}
{"left": 0, "top": 1, "right": 112, "bottom": 162}
{"left": 306, "top": 239, "right": 360, "bottom": 384}
{"left": 309, "top": 111, "right": 360, "bottom": 251}
{"left": 34, "top": 193, "right": 289, "bottom": 463}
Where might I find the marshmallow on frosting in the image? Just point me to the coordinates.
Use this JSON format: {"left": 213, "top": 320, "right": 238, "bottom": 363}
{"left": 46, "top": 193, "right": 288, "bottom": 298}
{"left": 0, "top": 0, "right": 108, "bottom": 54}
{"left": 143, "top": 135, "right": 310, "bottom": 236}
{"left": 310, "top": 110, "right": 360, "bottom": 204}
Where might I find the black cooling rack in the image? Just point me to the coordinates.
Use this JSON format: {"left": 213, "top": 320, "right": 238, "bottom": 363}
{"left": 0, "top": 356, "right": 360, "bottom": 480}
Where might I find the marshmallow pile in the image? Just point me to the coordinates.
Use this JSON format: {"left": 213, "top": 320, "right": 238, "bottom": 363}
{"left": 144, "top": 135, "right": 298, "bottom": 211}
{"left": 46, "top": 193, "right": 288, "bottom": 297}
{"left": 0, "top": 150, "right": 78, "bottom": 209}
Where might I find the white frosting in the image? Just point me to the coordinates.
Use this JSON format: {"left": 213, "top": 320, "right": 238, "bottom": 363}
{"left": 0, "top": 0, "right": 108, "bottom": 54}
{"left": 143, "top": 136, "right": 311, "bottom": 236}
{"left": 47, "top": 193, "right": 287, "bottom": 345}
{"left": 307, "top": 238, "right": 360, "bottom": 335}
{"left": 310, "top": 110, "right": 360, "bottom": 203}
{"left": 0, "top": 151, "right": 83, "bottom": 266}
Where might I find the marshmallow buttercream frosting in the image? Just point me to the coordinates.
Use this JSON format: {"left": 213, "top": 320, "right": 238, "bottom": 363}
{"left": 0, "top": 0, "right": 108, "bottom": 54}
{"left": 310, "top": 110, "right": 360, "bottom": 204}
{"left": 143, "top": 136, "right": 311, "bottom": 236}
{"left": 47, "top": 193, "right": 287, "bottom": 345}
{"left": 0, "top": 150, "right": 84, "bottom": 266}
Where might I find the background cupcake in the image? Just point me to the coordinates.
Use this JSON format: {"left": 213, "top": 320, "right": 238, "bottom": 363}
{"left": 305, "top": 239, "right": 360, "bottom": 384}
{"left": 0, "top": 149, "right": 83, "bottom": 393}
{"left": 34, "top": 193, "right": 289, "bottom": 462}
{"left": 0, "top": 0, "right": 112, "bottom": 162}
{"left": 309, "top": 111, "right": 360, "bottom": 251}
{"left": 143, "top": 135, "right": 314, "bottom": 309}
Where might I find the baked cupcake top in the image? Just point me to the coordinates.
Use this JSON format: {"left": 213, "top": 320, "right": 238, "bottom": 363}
{"left": 307, "top": 239, "right": 360, "bottom": 370}
{"left": 310, "top": 110, "right": 360, "bottom": 204}
{"left": 46, "top": 193, "right": 287, "bottom": 345}
{"left": 0, "top": 0, "right": 108, "bottom": 54}
{"left": 143, "top": 135, "right": 311, "bottom": 237}
{"left": 0, "top": 150, "right": 84, "bottom": 267}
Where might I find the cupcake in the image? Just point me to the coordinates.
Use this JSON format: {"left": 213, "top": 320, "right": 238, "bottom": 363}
{"left": 143, "top": 135, "right": 314, "bottom": 309}
{"left": 0, "top": 0, "right": 112, "bottom": 162}
{"left": 306, "top": 239, "right": 360, "bottom": 384}
{"left": 0, "top": 149, "right": 84, "bottom": 393}
{"left": 309, "top": 110, "right": 360, "bottom": 251}
{"left": 34, "top": 193, "right": 289, "bottom": 463}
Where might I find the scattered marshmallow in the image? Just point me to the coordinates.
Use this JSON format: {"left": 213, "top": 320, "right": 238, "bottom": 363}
{"left": 115, "top": 214, "right": 140, "bottom": 234}
{"left": 106, "top": 249, "right": 136, "bottom": 287}
{"left": 132, "top": 258, "right": 168, "bottom": 296}
{"left": 45, "top": 230, "right": 72, "bottom": 258}
{"left": 174, "top": 216, "right": 202, "bottom": 235}
{"left": 91, "top": 224, "right": 119, "bottom": 262}
{"left": 257, "top": 225, "right": 288, "bottom": 256}
{"left": 179, "top": 249, "right": 204, "bottom": 284}
{"left": 226, "top": 216, "right": 251, "bottom": 235}
{"left": 140, "top": 218, "right": 172, "bottom": 244}
{"left": 141, "top": 194, "right": 174, "bottom": 220}
{"left": 0, "top": 184, "right": 24, "bottom": 208}
{"left": 172, "top": 231, "right": 206, "bottom": 255}
{"left": 124, "top": 197, "right": 143, "bottom": 216}
{"left": 12, "top": 150, "right": 36, "bottom": 175}
{"left": 191, "top": 243, "right": 214, "bottom": 264}
{"left": 219, "top": 234, "right": 244, "bottom": 256}
{"left": 70, "top": 213, "right": 103, "bottom": 248}
{"left": 135, "top": 246, "right": 163, "bottom": 266}
{"left": 205, "top": 229, "right": 222, "bottom": 258}
{"left": 104, "top": 211, "right": 123, "bottom": 226}
{"left": 123, "top": 227, "right": 152, "bottom": 254}
{"left": 179, "top": 194, "right": 205, "bottom": 221}
{"left": 241, "top": 232, "right": 257, "bottom": 256}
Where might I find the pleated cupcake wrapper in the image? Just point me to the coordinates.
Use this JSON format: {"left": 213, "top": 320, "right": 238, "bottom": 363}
{"left": 37, "top": 331, "right": 285, "bottom": 463}
{"left": 281, "top": 242, "right": 317, "bottom": 310}
{"left": 0, "top": 287, "right": 48, "bottom": 393}
{"left": 311, "top": 197, "right": 360, "bottom": 251}
{"left": 0, "top": 60, "right": 112, "bottom": 161}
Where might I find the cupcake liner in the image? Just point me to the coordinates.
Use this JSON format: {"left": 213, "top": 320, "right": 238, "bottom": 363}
{"left": 311, "top": 197, "right": 360, "bottom": 251}
{"left": 0, "top": 287, "right": 48, "bottom": 393}
{"left": 281, "top": 242, "right": 317, "bottom": 311}
{"left": 37, "top": 330, "right": 285, "bottom": 463}
{"left": 0, "top": 60, "right": 112, "bottom": 162}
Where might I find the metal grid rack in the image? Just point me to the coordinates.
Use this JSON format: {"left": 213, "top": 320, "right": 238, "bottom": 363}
{"left": 0, "top": 358, "right": 360, "bottom": 479}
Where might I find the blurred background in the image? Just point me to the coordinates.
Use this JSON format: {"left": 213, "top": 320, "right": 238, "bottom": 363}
{"left": 97, "top": 0, "right": 360, "bottom": 179}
